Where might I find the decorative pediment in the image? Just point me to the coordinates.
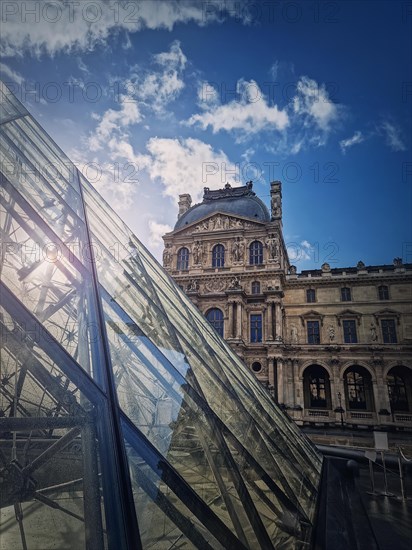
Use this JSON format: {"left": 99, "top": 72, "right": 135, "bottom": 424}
{"left": 300, "top": 310, "right": 325, "bottom": 326}
{"left": 173, "top": 212, "right": 266, "bottom": 236}
{"left": 374, "top": 308, "right": 401, "bottom": 325}
{"left": 336, "top": 309, "right": 362, "bottom": 326}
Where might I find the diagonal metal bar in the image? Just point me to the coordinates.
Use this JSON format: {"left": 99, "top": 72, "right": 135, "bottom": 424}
{"left": 121, "top": 413, "right": 249, "bottom": 550}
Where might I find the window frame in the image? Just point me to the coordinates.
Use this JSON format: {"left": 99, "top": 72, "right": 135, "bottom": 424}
{"left": 307, "top": 320, "right": 320, "bottom": 345}
{"left": 212, "top": 243, "right": 225, "bottom": 268}
{"left": 176, "top": 247, "right": 189, "bottom": 271}
{"left": 251, "top": 281, "right": 261, "bottom": 295}
{"left": 249, "top": 241, "right": 263, "bottom": 265}
{"left": 381, "top": 318, "right": 397, "bottom": 344}
{"left": 378, "top": 285, "right": 390, "bottom": 300}
{"left": 306, "top": 288, "right": 316, "bottom": 303}
{"left": 340, "top": 287, "right": 352, "bottom": 302}
{"left": 342, "top": 319, "right": 358, "bottom": 344}
{"left": 250, "top": 313, "right": 263, "bottom": 343}
{"left": 206, "top": 308, "right": 224, "bottom": 337}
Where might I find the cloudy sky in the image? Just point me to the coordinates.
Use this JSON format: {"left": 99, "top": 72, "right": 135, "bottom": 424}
{"left": 1, "top": 0, "right": 411, "bottom": 268}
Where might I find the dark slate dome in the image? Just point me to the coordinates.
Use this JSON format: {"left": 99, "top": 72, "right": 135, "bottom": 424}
{"left": 175, "top": 183, "right": 270, "bottom": 230}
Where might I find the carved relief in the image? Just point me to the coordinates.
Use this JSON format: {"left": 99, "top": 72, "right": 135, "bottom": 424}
{"left": 187, "top": 279, "right": 199, "bottom": 292}
{"left": 205, "top": 279, "right": 226, "bottom": 293}
{"left": 193, "top": 215, "right": 261, "bottom": 233}
{"left": 228, "top": 276, "right": 242, "bottom": 290}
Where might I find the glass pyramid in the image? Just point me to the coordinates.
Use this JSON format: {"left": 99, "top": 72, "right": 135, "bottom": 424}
{"left": 0, "top": 80, "right": 322, "bottom": 549}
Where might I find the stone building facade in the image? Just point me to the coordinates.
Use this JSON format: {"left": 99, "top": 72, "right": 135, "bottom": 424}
{"left": 162, "top": 181, "right": 412, "bottom": 431}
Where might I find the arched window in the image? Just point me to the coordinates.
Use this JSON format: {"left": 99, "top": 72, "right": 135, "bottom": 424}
{"left": 177, "top": 247, "right": 189, "bottom": 270}
{"left": 249, "top": 241, "right": 263, "bottom": 265}
{"left": 303, "top": 365, "right": 331, "bottom": 409}
{"left": 212, "top": 244, "right": 225, "bottom": 268}
{"left": 251, "top": 281, "right": 261, "bottom": 294}
{"left": 206, "top": 308, "right": 224, "bottom": 337}
{"left": 387, "top": 366, "right": 412, "bottom": 412}
{"left": 344, "top": 366, "right": 374, "bottom": 411}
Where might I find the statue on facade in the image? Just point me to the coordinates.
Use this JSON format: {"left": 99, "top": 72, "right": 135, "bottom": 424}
{"left": 289, "top": 265, "right": 297, "bottom": 275}
{"left": 370, "top": 323, "right": 378, "bottom": 342}
{"left": 271, "top": 195, "right": 281, "bottom": 218}
{"left": 187, "top": 279, "right": 199, "bottom": 292}
{"left": 192, "top": 240, "right": 203, "bottom": 265}
{"left": 328, "top": 324, "right": 335, "bottom": 342}
{"left": 229, "top": 276, "right": 241, "bottom": 290}
{"left": 231, "top": 237, "right": 245, "bottom": 262}
{"left": 163, "top": 244, "right": 172, "bottom": 267}
{"left": 266, "top": 234, "right": 279, "bottom": 259}
{"left": 290, "top": 324, "right": 298, "bottom": 344}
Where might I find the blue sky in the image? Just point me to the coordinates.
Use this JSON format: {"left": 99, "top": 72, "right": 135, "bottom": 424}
{"left": 1, "top": 0, "right": 411, "bottom": 268}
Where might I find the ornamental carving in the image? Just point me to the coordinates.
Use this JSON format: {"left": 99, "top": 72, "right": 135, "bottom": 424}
{"left": 193, "top": 215, "right": 258, "bottom": 233}
{"left": 205, "top": 279, "right": 226, "bottom": 293}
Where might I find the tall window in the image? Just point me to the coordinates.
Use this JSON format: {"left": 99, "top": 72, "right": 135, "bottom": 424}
{"left": 341, "top": 287, "right": 351, "bottom": 302}
{"left": 251, "top": 281, "right": 261, "bottom": 294}
{"left": 381, "top": 319, "right": 397, "bottom": 343}
{"left": 206, "top": 308, "right": 224, "bottom": 337}
{"left": 177, "top": 247, "right": 189, "bottom": 270}
{"left": 212, "top": 244, "right": 225, "bottom": 268}
{"left": 378, "top": 285, "right": 389, "bottom": 300}
{"left": 306, "top": 289, "right": 316, "bottom": 303}
{"left": 387, "top": 366, "right": 411, "bottom": 412}
{"left": 250, "top": 314, "right": 262, "bottom": 342}
{"left": 249, "top": 241, "right": 263, "bottom": 265}
{"left": 303, "top": 365, "right": 331, "bottom": 409}
{"left": 344, "top": 366, "right": 374, "bottom": 411}
{"left": 343, "top": 320, "right": 358, "bottom": 343}
{"left": 307, "top": 321, "right": 320, "bottom": 344}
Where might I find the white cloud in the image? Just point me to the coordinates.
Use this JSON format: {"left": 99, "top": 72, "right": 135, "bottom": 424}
{"left": 339, "top": 131, "right": 364, "bottom": 153}
{"left": 124, "top": 40, "right": 187, "bottom": 115}
{"left": 88, "top": 96, "right": 142, "bottom": 152}
{"left": 138, "top": 137, "right": 233, "bottom": 202}
{"left": 186, "top": 79, "right": 289, "bottom": 136}
{"left": 287, "top": 240, "right": 313, "bottom": 262}
{"left": 149, "top": 220, "right": 173, "bottom": 247}
{"left": 0, "top": 1, "right": 217, "bottom": 58}
{"left": 0, "top": 62, "right": 24, "bottom": 85}
{"left": 292, "top": 76, "right": 343, "bottom": 134}
{"left": 380, "top": 121, "right": 406, "bottom": 152}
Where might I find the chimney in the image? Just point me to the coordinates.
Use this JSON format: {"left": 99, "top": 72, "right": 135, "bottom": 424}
{"left": 178, "top": 194, "right": 192, "bottom": 219}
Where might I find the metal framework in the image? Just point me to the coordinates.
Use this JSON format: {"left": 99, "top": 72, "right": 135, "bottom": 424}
{"left": 0, "top": 80, "right": 322, "bottom": 549}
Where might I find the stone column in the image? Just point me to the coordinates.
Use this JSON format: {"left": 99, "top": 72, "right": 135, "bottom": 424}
{"left": 236, "top": 301, "right": 242, "bottom": 339}
{"left": 227, "top": 302, "right": 233, "bottom": 338}
{"left": 274, "top": 302, "right": 282, "bottom": 340}
{"left": 277, "top": 359, "right": 285, "bottom": 404}
{"left": 266, "top": 302, "right": 273, "bottom": 341}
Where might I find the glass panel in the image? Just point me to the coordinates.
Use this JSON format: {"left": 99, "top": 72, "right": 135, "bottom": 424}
{"left": 0, "top": 303, "right": 108, "bottom": 550}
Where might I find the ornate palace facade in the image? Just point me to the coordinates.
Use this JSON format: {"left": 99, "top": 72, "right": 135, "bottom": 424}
{"left": 162, "top": 182, "right": 412, "bottom": 431}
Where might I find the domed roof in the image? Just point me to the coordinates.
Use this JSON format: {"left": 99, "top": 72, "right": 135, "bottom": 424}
{"left": 174, "top": 183, "right": 270, "bottom": 230}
